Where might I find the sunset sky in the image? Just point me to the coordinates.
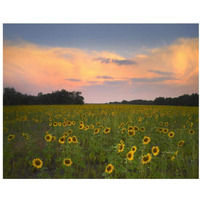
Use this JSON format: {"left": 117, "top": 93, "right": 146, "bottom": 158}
{"left": 3, "top": 24, "right": 199, "bottom": 103}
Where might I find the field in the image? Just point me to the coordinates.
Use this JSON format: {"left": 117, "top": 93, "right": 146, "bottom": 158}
{"left": 3, "top": 104, "right": 199, "bottom": 179}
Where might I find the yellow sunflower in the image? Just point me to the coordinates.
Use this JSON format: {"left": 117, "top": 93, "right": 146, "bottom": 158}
{"left": 59, "top": 136, "right": 65, "bottom": 144}
{"left": 63, "top": 158, "right": 72, "bottom": 166}
{"left": 8, "top": 135, "right": 15, "bottom": 141}
{"left": 71, "top": 121, "right": 75, "bottom": 125}
{"left": 79, "top": 124, "right": 84, "bottom": 129}
{"left": 127, "top": 151, "right": 134, "bottom": 161}
{"left": 104, "top": 127, "right": 110, "bottom": 134}
{"left": 105, "top": 164, "right": 114, "bottom": 174}
{"left": 32, "top": 158, "right": 43, "bottom": 169}
{"left": 67, "top": 137, "right": 72, "bottom": 143}
{"left": 68, "top": 129, "right": 73, "bottom": 134}
{"left": 51, "top": 136, "right": 56, "bottom": 142}
{"left": 152, "top": 146, "right": 159, "bottom": 156}
{"left": 178, "top": 140, "right": 185, "bottom": 147}
{"left": 67, "top": 121, "right": 71, "bottom": 126}
{"left": 45, "top": 134, "right": 52, "bottom": 142}
{"left": 90, "top": 124, "right": 94, "bottom": 129}
{"left": 165, "top": 122, "right": 168, "bottom": 126}
{"left": 22, "top": 133, "right": 29, "bottom": 140}
{"left": 128, "top": 130, "right": 135, "bottom": 136}
{"left": 118, "top": 143, "right": 125, "bottom": 153}
{"left": 121, "top": 128, "right": 126, "bottom": 134}
{"left": 143, "top": 136, "right": 151, "bottom": 144}
{"left": 128, "top": 126, "right": 134, "bottom": 131}
{"left": 142, "top": 153, "right": 152, "bottom": 164}
{"left": 140, "top": 127, "right": 145, "bottom": 132}
{"left": 94, "top": 128, "right": 100, "bottom": 135}
{"left": 63, "top": 132, "right": 68, "bottom": 137}
{"left": 131, "top": 146, "right": 137, "bottom": 153}
{"left": 72, "top": 136, "right": 78, "bottom": 143}
{"left": 168, "top": 131, "right": 175, "bottom": 138}
{"left": 134, "top": 126, "right": 139, "bottom": 131}
{"left": 189, "top": 129, "right": 195, "bottom": 135}
{"left": 163, "top": 128, "right": 169, "bottom": 134}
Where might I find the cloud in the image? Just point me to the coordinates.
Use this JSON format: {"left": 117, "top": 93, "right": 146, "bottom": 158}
{"left": 94, "top": 57, "right": 137, "bottom": 65}
{"left": 131, "top": 76, "right": 177, "bottom": 83}
{"left": 65, "top": 78, "right": 81, "bottom": 82}
{"left": 96, "top": 75, "right": 114, "bottom": 79}
{"left": 3, "top": 37, "right": 198, "bottom": 102}
{"left": 149, "top": 70, "right": 174, "bottom": 76}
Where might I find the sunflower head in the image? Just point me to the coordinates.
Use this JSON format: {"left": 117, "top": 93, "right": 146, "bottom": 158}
{"left": 105, "top": 164, "right": 114, "bottom": 174}
{"left": 189, "top": 130, "right": 195, "bottom": 135}
{"left": 143, "top": 136, "right": 151, "bottom": 144}
{"left": 127, "top": 151, "right": 134, "bottom": 161}
{"left": 32, "top": 158, "right": 43, "bottom": 169}
{"left": 67, "top": 137, "right": 72, "bottom": 143}
{"left": 68, "top": 129, "right": 73, "bottom": 134}
{"left": 178, "top": 140, "right": 185, "bottom": 147}
{"left": 134, "top": 126, "right": 139, "bottom": 131}
{"left": 45, "top": 134, "right": 52, "bottom": 142}
{"left": 118, "top": 144, "right": 125, "bottom": 153}
{"left": 121, "top": 128, "right": 126, "bottom": 134}
{"left": 131, "top": 146, "right": 137, "bottom": 153}
{"left": 72, "top": 136, "right": 78, "bottom": 143}
{"left": 142, "top": 153, "right": 152, "bottom": 164}
{"left": 152, "top": 146, "right": 159, "bottom": 156}
{"left": 8, "top": 135, "right": 15, "bottom": 141}
{"left": 94, "top": 128, "right": 100, "bottom": 135}
{"left": 163, "top": 128, "right": 168, "bottom": 134}
{"left": 63, "top": 158, "right": 72, "bottom": 166}
{"left": 168, "top": 132, "right": 175, "bottom": 138}
{"left": 59, "top": 136, "right": 65, "bottom": 144}
{"left": 128, "top": 126, "right": 134, "bottom": 131}
{"left": 140, "top": 127, "right": 145, "bottom": 132}
{"left": 104, "top": 127, "right": 110, "bottom": 134}
{"left": 79, "top": 124, "right": 84, "bottom": 129}
{"left": 51, "top": 136, "right": 56, "bottom": 142}
{"left": 128, "top": 130, "right": 135, "bottom": 136}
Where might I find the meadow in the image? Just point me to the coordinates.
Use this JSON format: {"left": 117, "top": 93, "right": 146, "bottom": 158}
{"left": 3, "top": 104, "right": 199, "bottom": 178}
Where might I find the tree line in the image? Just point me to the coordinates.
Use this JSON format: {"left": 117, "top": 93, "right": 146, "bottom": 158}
{"left": 109, "top": 93, "right": 199, "bottom": 106}
{"left": 3, "top": 87, "right": 84, "bottom": 105}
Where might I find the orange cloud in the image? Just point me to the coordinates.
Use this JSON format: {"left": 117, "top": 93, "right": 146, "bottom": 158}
{"left": 3, "top": 37, "right": 198, "bottom": 96}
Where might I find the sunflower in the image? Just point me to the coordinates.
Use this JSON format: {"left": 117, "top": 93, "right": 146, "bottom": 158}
{"left": 71, "top": 121, "right": 76, "bottom": 125}
{"left": 118, "top": 143, "right": 125, "bottom": 153}
{"left": 178, "top": 140, "right": 185, "bottom": 147}
{"left": 127, "top": 151, "right": 134, "bottom": 161}
{"left": 152, "top": 146, "right": 159, "bottom": 156}
{"left": 143, "top": 136, "right": 151, "bottom": 144}
{"left": 120, "top": 140, "right": 124, "bottom": 144}
{"left": 72, "top": 136, "right": 78, "bottom": 143}
{"left": 131, "top": 146, "right": 137, "bottom": 153}
{"left": 140, "top": 127, "right": 145, "bottom": 132}
{"left": 79, "top": 124, "right": 84, "bottom": 129}
{"left": 63, "top": 158, "right": 72, "bottom": 166}
{"left": 51, "top": 136, "right": 56, "bottom": 142}
{"left": 128, "top": 130, "right": 135, "bottom": 136}
{"left": 67, "top": 137, "right": 72, "bottom": 143}
{"left": 67, "top": 121, "right": 71, "bottom": 126}
{"left": 96, "top": 122, "right": 100, "bottom": 126}
{"left": 94, "top": 128, "right": 100, "bottom": 135}
{"left": 121, "top": 122, "right": 124, "bottom": 127}
{"left": 58, "top": 122, "right": 62, "bottom": 126}
{"left": 90, "top": 124, "right": 94, "bottom": 129}
{"left": 165, "top": 122, "right": 168, "bottom": 126}
{"left": 22, "top": 133, "right": 29, "bottom": 140}
{"left": 159, "top": 128, "right": 163, "bottom": 133}
{"left": 142, "top": 153, "right": 152, "bottom": 164}
{"left": 68, "top": 129, "right": 73, "bottom": 134}
{"left": 168, "top": 131, "right": 174, "bottom": 138}
{"left": 63, "top": 132, "right": 68, "bottom": 137}
{"left": 121, "top": 128, "right": 126, "bottom": 134}
{"left": 8, "top": 135, "right": 15, "bottom": 141}
{"left": 32, "top": 158, "right": 43, "bottom": 169}
{"left": 189, "top": 129, "right": 195, "bottom": 135}
{"left": 105, "top": 164, "right": 114, "bottom": 174}
{"left": 49, "top": 123, "right": 52, "bottom": 126}
{"left": 128, "top": 126, "right": 134, "bottom": 131}
{"left": 62, "top": 122, "right": 67, "bottom": 127}
{"left": 163, "top": 128, "right": 169, "bottom": 134}
{"left": 134, "top": 126, "right": 139, "bottom": 131}
{"left": 104, "top": 127, "right": 110, "bottom": 134}
{"left": 53, "top": 122, "right": 57, "bottom": 127}
{"left": 59, "top": 136, "right": 65, "bottom": 144}
{"left": 80, "top": 121, "right": 84, "bottom": 125}
{"left": 45, "top": 134, "right": 52, "bottom": 142}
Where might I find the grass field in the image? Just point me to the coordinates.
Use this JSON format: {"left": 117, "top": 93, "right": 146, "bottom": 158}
{"left": 3, "top": 104, "right": 199, "bottom": 178}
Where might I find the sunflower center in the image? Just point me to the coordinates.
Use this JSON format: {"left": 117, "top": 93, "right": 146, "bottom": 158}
{"left": 128, "top": 153, "right": 132, "bottom": 158}
{"left": 143, "top": 156, "right": 148, "bottom": 161}
{"left": 153, "top": 148, "right": 157, "bottom": 153}
{"left": 35, "top": 160, "right": 41, "bottom": 166}
{"left": 144, "top": 138, "right": 148, "bottom": 142}
{"left": 65, "top": 159, "right": 70, "bottom": 164}
{"left": 107, "top": 166, "right": 112, "bottom": 171}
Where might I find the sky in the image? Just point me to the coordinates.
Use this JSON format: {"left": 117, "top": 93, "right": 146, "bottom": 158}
{"left": 3, "top": 24, "right": 199, "bottom": 103}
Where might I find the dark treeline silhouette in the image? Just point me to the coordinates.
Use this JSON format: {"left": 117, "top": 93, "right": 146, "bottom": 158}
{"left": 109, "top": 93, "right": 199, "bottom": 106}
{"left": 3, "top": 87, "right": 84, "bottom": 105}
